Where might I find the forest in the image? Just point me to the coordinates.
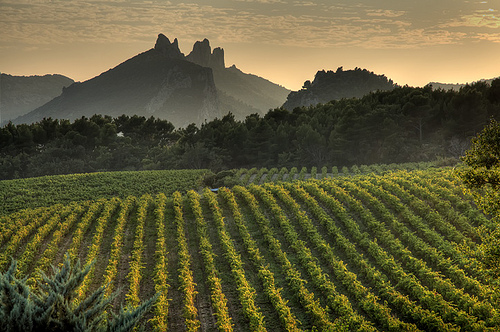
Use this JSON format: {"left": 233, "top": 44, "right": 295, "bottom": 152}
{"left": 1, "top": 79, "right": 500, "bottom": 180}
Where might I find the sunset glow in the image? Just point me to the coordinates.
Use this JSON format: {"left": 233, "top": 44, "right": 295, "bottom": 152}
{"left": 1, "top": 0, "right": 499, "bottom": 90}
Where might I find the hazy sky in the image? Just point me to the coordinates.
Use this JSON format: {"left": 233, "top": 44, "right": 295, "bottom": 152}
{"left": 1, "top": 0, "right": 499, "bottom": 90}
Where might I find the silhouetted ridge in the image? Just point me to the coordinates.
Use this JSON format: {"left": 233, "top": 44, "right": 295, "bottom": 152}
{"left": 154, "top": 33, "right": 184, "bottom": 59}
{"left": 283, "top": 67, "right": 396, "bottom": 110}
{"left": 12, "top": 33, "right": 289, "bottom": 125}
{"left": 0, "top": 74, "right": 74, "bottom": 124}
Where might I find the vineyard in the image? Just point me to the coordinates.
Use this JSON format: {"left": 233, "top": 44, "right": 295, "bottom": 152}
{"left": 233, "top": 161, "right": 446, "bottom": 186}
{"left": 1, "top": 167, "right": 499, "bottom": 331}
{"left": 0, "top": 169, "right": 210, "bottom": 215}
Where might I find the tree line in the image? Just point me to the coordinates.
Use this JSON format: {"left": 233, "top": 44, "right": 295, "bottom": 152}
{"left": 1, "top": 79, "right": 500, "bottom": 179}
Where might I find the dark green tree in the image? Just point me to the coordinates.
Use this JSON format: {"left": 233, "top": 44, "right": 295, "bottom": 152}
{"left": 0, "top": 254, "right": 158, "bottom": 332}
{"left": 456, "top": 118, "right": 500, "bottom": 278}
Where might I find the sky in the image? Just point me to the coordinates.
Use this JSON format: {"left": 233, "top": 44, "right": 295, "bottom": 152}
{"left": 0, "top": 0, "right": 499, "bottom": 90}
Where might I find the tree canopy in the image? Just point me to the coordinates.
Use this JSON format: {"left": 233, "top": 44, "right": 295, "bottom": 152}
{"left": 456, "top": 118, "right": 500, "bottom": 277}
{"left": 1, "top": 80, "right": 500, "bottom": 179}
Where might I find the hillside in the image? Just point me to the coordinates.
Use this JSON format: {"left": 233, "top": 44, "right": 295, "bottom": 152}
{"left": 283, "top": 67, "right": 396, "bottom": 110}
{"left": 184, "top": 38, "right": 290, "bottom": 117}
{"left": 0, "top": 167, "right": 498, "bottom": 331}
{"left": 214, "top": 65, "right": 290, "bottom": 118}
{"left": 0, "top": 73, "right": 74, "bottom": 124}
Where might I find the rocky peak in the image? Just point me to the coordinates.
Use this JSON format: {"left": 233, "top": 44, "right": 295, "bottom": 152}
{"left": 154, "top": 33, "right": 184, "bottom": 59}
{"left": 186, "top": 39, "right": 211, "bottom": 67}
{"left": 210, "top": 47, "right": 225, "bottom": 69}
{"left": 186, "top": 38, "right": 225, "bottom": 70}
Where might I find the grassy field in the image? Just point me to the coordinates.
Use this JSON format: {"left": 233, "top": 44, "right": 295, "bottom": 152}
{"left": 1, "top": 167, "right": 498, "bottom": 331}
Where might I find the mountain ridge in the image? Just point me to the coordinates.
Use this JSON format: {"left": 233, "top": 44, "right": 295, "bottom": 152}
{"left": 0, "top": 73, "right": 74, "bottom": 124}
{"left": 13, "top": 46, "right": 220, "bottom": 127}
{"left": 12, "top": 34, "right": 290, "bottom": 127}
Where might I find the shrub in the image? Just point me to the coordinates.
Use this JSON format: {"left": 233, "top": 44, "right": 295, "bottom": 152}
{"left": 0, "top": 254, "right": 158, "bottom": 332}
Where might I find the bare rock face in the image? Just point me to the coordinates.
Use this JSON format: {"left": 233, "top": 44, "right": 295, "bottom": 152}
{"left": 210, "top": 47, "right": 225, "bottom": 69}
{"left": 144, "top": 64, "right": 221, "bottom": 127}
{"left": 186, "top": 39, "right": 225, "bottom": 70}
{"left": 145, "top": 66, "right": 193, "bottom": 115}
{"left": 154, "top": 33, "right": 184, "bottom": 59}
{"left": 186, "top": 39, "right": 211, "bottom": 67}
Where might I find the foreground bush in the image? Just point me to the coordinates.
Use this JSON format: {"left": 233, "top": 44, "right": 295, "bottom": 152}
{"left": 0, "top": 254, "right": 157, "bottom": 332}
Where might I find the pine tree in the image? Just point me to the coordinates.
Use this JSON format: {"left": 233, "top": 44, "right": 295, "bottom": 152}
{"left": 0, "top": 254, "right": 158, "bottom": 332}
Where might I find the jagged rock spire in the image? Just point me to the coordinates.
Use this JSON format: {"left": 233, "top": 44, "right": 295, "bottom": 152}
{"left": 153, "top": 34, "right": 225, "bottom": 69}
{"left": 154, "top": 34, "right": 184, "bottom": 59}
{"left": 186, "top": 38, "right": 225, "bottom": 69}
{"left": 211, "top": 47, "right": 225, "bottom": 69}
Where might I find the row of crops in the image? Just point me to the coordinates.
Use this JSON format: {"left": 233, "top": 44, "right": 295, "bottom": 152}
{"left": 234, "top": 161, "right": 444, "bottom": 186}
{"left": 0, "top": 168, "right": 498, "bottom": 331}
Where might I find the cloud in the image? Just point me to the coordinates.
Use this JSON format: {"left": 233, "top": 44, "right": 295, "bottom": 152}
{"left": 293, "top": 1, "right": 317, "bottom": 7}
{"left": 439, "top": 7, "right": 499, "bottom": 28}
{"left": 0, "top": 0, "right": 498, "bottom": 52}
{"left": 459, "top": 11, "right": 500, "bottom": 28}
{"left": 365, "top": 9, "right": 405, "bottom": 18}
{"left": 476, "top": 32, "right": 500, "bottom": 42}
{"left": 235, "top": 0, "right": 287, "bottom": 3}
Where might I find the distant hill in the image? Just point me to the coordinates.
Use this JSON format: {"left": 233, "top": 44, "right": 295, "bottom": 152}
{"left": 283, "top": 67, "right": 396, "bottom": 110}
{"left": 429, "top": 77, "right": 498, "bottom": 91}
{"left": 0, "top": 73, "right": 74, "bottom": 124}
{"left": 13, "top": 35, "right": 289, "bottom": 127}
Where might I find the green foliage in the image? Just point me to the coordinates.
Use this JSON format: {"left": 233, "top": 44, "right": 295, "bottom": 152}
{"left": 233, "top": 161, "right": 444, "bottom": 186}
{"left": 310, "top": 166, "right": 317, "bottom": 179}
{"left": 1, "top": 168, "right": 499, "bottom": 331}
{"left": 2, "top": 81, "right": 500, "bottom": 179}
{"left": 320, "top": 166, "right": 327, "bottom": 179}
{"left": 457, "top": 118, "right": 500, "bottom": 277}
{"left": 0, "top": 254, "right": 157, "bottom": 332}
{"left": 202, "top": 170, "right": 237, "bottom": 188}
{"left": 0, "top": 169, "right": 209, "bottom": 215}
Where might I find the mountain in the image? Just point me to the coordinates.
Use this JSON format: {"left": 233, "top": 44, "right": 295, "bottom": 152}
{"left": 0, "top": 73, "right": 74, "bottom": 124}
{"left": 13, "top": 35, "right": 220, "bottom": 128}
{"left": 214, "top": 65, "right": 290, "bottom": 118}
{"left": 282, "top": 67, "right": 396, "bottom": 110}
{"left": 13, "top": 34, "right": 289, "bottom": 127}
{"left": 184, "top": 38, "right": 290, "bottom": 119}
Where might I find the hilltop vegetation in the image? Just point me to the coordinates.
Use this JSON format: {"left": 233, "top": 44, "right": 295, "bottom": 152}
{"left": 1, "top": 80, "right": 500, "bottom": 180}
{"left": 1, "top": 167, "right": 498, "bottom": 331}
{"left": 282, "top": 67, "right": 395, "bottom": 110}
